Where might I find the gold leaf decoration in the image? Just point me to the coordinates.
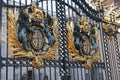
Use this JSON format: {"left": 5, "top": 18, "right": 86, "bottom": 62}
{"left": 7, "top": 7, "right": 58, "bottom": 69}
{"left": 103, "top": 23, "right": 115, "bottom": 40}
{"left": 66, "top": 22, "right": 86, "bottom": 61}
{"left": 66, "top": 19, "right": 100, "bottom": 69}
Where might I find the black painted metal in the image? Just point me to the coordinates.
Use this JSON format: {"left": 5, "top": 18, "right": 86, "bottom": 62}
{"left": 0, "top": 0, "right": 2, "bottom": 80}
{"left": 1, "top": 0, "right": 120, "bottom": 80}
{"left": 0, "top": 0, "right": 2, "bottom": 56}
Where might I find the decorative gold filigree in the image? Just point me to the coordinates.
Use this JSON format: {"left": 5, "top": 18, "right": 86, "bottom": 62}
{"left": 66, "top": 22, "right": 86, "bottom": 61}
{"left": 66, "top": 18, "right": 100, "bottom": 69}
{"left": 7, "top": 3, "right": 58, "bottom": 69}
{"left": 80, "top": 16, "right": 90, "bottom": 33}
{"left": 103, "top": 23, "right": 115, "bottom": 40}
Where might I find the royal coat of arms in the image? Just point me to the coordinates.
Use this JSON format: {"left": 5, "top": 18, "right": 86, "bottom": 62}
{"left": 7, "top": 3, "right": 58, "bottom": 69}
{"left": 103, "top": 23, "right": 118, "bottom": 40}
{"left": 66, "top": 17, "right": 100, "bottom": 69}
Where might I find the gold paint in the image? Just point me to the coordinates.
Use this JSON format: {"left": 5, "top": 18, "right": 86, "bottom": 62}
{"left": 7, "top": 3, "right": 59, "bottom": 69}
{"left": 66, "top": 21, "right": 86, "bottom": 62}
{"left": 80, "top": 16, "right": 90, "bottom": 33}
{"left": 66, "top": 18, "right": 100, "bottom": 69}
{"left": 103, "top": 23, "right": 115, "bottom": 40}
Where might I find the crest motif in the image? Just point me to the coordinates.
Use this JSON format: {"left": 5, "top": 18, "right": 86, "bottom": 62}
{"left": 7, "top": 3, "right": 58, "bottom": 69}
{"left": 66, "top": 16, "right": 100, "bottom": 69}
{"left": 103, "top": 23, "right": 118, "bottom": 40}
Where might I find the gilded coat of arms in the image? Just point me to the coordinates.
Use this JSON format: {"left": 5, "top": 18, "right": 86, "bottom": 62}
{"left": 103, "top": 23, "right": 118, "bottom": 40}
{"left": 7, "top": 3, "right": 58, "bottom": 69}
{"left": 66, "top": 17, "right": 100, "bottom": 69}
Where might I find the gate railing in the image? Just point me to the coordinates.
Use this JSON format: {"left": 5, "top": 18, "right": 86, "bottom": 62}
{"left": 0, "top": 0, "right": 120, "bottom": 80}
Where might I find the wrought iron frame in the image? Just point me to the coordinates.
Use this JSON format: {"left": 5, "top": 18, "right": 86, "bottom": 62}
{"left": 0, "top": 0, "right": 120, "bottom": 80}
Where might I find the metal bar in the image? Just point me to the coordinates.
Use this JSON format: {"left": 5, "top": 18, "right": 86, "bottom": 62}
{"left": 19, "top": 0, "right": 21, "bottom": 10}
{"left": 46, "top": 0, "right": 48, "bottom": 14}
{"left": 38, "top": 69, "right": 40, "bottom": 80}
{"left": 67, "top": 0, "right": 70, "bottom": 19}
{"left": 54, "top": 66, "right": 57, "bottom": 80}
{"left": 32, "top": 67, "right": 35, "bottom": 80}
{"left": 81, "top": 68, "right": 83, "bottom": 80}
{"left": 42, "top": 0, "right": 43, "bottom": 10}
{"left": 49, "top": 64, "right": 52, "bottom": 80}
{"left": 0, "top": 0, "right": 2, "bottom": 80}
{"left": 77, "top": 66, "right": 79, "bottom": 80}
{"left": 0, "top": 0, "right": 2, "bottom": 56}
{"left": 12, "top": 1, "right": 15, "bottom": 80}
{"left": 31, "top": 0, "right": 33, "bottom": 3}
{"left": 85, "top": 69, "right": 87, "bottom": 80}
{"left": 6, "top": 0, "right": 9, "bottom": 80}
{"left": 13, "top": 63, "right": 15, "bottom": 80}
{"left": 71, "top": 1, "right": 73, "bottom": 17}
{"left": 13, "top": 0, "right": 15, "bottom": 11}
{"left": 26, "top": 59, "right": 28, "bottom": 80}
{"left": 20, "top": 60, "right": 22, "bottom": 80}
{"left": 51, "top": 0, "right": 53, "bottom": 16}
{"left": 73, "top": 63, "right": 75, "bottom": 80}
{"left": 44, "top": 62, "right": 46, "bottom": 80}
{"left": 25, "top": 0, "right": 27, "bottom": 7}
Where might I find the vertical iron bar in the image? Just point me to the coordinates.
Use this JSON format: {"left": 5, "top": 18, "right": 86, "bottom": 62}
{"left": 13, "top": 0, "right": 15, "bottom": 11}
{"left": 67, "top": 0, "right": 70, "bottom": 19}
{"left": 19, "top": 0, "right": 21, "bottom": 10}
{"left": 77, "top": 64, "right": 79, "bottom": 80}
{"left": 25, "top": 0, "right": 27, "bottom": 7}
{"left": 13, "top": 0, "right": 15, "bottom": 80}
{"left": 49, "top": 61, "right": 52, "bottom": 80}
{"left": 19, "top": 0, "right": 22, "bottom": 80}
{"left": 98, "top": 3, "right": 112, "bottom": 80}
{"left": 13, "top": 61, "right": 15, "bottom": 80}
{"left": 31, "top": 0, "right": 33, "bottom": 3}
{"left": 85, "top": 69, "right": 87, "bottom": 80}
{"left": 56, "top": 0, "right": 71, "bottom": 80}
{"left": 32, "top": 67, "right": 34, "bottom": 80}
{"left": 46, "top": 0, "right": 48, "bottom": 14}
{"left": 51, "top": 0, "right": 53, "bottom": 16}
{"left": 0, "top": 0, "right": 2, "bottom": 80}
{"left": 75, "top": 4, "right": 77, "bottom": 20}
{"left": 71, "top": 1, "right": 73, "bottom": 17}
{"left": 38, "top": 69, "right": 40, "bottom": 80}
{"left": 44, "top": 61, "right": 46, "bottom": 80}
{"left": 6, "top": 0, "right": 9, "bottom": 80}
{"left": 20, "top": 59, "right": 22, "bottom": 80}
{"left": 72, "top": 63, "right": 75, "bottom": 80}
{"left": 26, "top": 59, "right": 28, "bottom": 80}
{"left": 81, "top": 68, "right": 83, "bottom": 80}
{"left": 54, "top": 66, "right": 57, "bottom": 80}
{"left": 113, "top": 14, "right": 120, "bottom": 79}
{"left": 42, "top": 0, "right": 43, "bottom": 11}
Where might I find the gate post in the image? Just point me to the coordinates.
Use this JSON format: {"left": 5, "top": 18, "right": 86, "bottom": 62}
{"left": 56, "top": 0, "right": 70, "bottom": 80}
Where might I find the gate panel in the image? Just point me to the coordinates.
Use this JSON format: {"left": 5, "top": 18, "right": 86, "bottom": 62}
{"left": 0, "top": 0, "right": 120, "bottom": 80}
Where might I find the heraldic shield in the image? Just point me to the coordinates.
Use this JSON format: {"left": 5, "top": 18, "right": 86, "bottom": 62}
{"left": 7, "top": 2, "right": 58, "bottom": 69}
{"left": 66, "top": 16, "right": 100, "bottom": 69}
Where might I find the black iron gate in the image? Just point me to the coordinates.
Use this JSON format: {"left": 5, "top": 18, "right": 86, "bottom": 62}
{"left": 0, "top": 0, "right": 120, "bottom": 80}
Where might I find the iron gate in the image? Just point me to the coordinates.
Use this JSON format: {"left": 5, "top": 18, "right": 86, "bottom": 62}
{"left": 0, "top": 0, "right": 120, "bottom": 80}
